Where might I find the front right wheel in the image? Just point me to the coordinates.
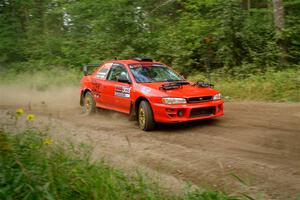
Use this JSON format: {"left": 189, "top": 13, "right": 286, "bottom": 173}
{"left": 138, "top": 101, "right": 155, "bottom": 131}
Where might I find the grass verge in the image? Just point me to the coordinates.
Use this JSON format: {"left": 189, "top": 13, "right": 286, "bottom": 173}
{"left": 188, "top": 69, "right": 300, "bottom": 102}
{"left": 0, "top": 129, "right": 239, "bottom": 200}
{"left": 1, "top": 65, "right": 298, "bottom": 102}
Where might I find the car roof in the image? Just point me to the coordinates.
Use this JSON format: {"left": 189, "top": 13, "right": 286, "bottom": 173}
{"left": 105, "top": 59, "right": 162, "bottom": 65}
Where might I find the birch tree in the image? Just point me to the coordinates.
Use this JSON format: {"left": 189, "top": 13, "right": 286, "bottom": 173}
{"left": 272, "top": 0, "right": 287, "bottom": 64}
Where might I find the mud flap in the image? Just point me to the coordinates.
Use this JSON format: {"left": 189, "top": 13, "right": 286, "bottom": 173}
{"left": 128, "top": 101, "right": 136, "bottom": 121}
{"left": 80, "top": 92, "right": 84, "bottom": 106}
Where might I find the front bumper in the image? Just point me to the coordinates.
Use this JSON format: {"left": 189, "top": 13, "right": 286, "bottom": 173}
{"left": 151, "top": 99, "right": 224, "bottom": 123}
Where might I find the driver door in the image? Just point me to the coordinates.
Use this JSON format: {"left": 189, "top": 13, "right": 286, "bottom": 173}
{"left": 101, "top": 63, "right": 132, "bottom": 113}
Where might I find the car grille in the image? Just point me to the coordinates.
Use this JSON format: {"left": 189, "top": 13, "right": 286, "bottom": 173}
{"left": 187, "top": 96, "right": 212, "bottom": 103}
{"left": 190, "top": 107, "right": 215, "bottom": 118}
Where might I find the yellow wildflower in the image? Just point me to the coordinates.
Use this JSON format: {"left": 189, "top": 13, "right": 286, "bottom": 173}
{"left": 16, "top": 108, "right": 24, "bottom": 116}
{"left": 26, "top": 114, "right": 35, "bottom": 121}
{"left": 43, "top": 138, "right": 53, "bottom": 145}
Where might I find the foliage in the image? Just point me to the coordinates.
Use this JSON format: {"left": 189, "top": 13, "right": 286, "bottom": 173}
{"left": 189, "top": 68, "right": 300, "bottom": 102}
{"left": 0, "top": 0, "right": 300, "bottom": 71}
{"left": 0, "top": 0, "right": 299, "bottom": 102}
{"left": 0, "top": 130, "right": 240, "bottom": 200}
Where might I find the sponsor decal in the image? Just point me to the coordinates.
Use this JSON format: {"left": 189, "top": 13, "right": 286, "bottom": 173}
{"left": 115, "top": 85, "right": 131, "bottom": 98}
{"left": 141, "top": 86, "right": 151, "bottom": 94}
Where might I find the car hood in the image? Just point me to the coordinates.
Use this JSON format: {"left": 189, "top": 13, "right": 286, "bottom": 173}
{"left": 140, "top": 82, "right": 219, "bottom": 97}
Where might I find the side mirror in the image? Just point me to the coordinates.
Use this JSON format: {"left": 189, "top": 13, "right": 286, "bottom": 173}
{"left": 83, "top": 66, "right": 88, "bottom": 76}
{"left": 117, "top": 75, "right": 131, "bottom": 84}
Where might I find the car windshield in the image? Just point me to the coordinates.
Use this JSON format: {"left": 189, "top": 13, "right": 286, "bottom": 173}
{"left": 129, "top": 64, "right": 184, "bottom": 83}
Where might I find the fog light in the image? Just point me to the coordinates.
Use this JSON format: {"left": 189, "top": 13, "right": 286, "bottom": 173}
{"left": 177, "top": 110, "right": 183, "bottom": 117}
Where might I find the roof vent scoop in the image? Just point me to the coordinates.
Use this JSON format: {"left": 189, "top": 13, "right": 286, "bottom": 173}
{"left": 132, "top": 57, "right": 153, "bottom": 62}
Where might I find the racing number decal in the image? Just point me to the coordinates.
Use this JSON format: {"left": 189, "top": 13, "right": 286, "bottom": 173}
{"left": 115, "top": 86, "right": 131, "bottom": 98}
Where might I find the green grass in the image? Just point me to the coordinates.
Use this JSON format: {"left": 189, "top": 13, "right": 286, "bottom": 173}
{"left": 1, "top": 64, "right": 298, "bottom": 102}
{"left": 0, "top": 130, "right": 239, "bottom": 200}
{"left": 0, "top": 67, "right": 82, "bottom": 91}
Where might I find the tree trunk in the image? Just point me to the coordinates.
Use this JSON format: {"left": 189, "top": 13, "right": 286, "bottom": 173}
{"left": 247, "top": 0, "right": 251, "bottom": 11}
{"left": 272, "top": 0, "right": 287, "bottom": 65}
{"left": 242, "top": 0, "right": 251, "bottom": 12}
{"left": 273, "top": 0, "right": 285, "bottom": 31}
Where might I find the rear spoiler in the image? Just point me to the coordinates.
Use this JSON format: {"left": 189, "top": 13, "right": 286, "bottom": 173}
{"left": 82, "top": 64, "right": 101, "bottom": 76}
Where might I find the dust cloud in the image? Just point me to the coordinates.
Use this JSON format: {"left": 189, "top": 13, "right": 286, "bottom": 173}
{"left": 0, "top": 84, "right": 79, "bottom": 110}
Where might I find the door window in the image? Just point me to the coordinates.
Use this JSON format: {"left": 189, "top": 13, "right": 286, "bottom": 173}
{"left": 106, "top": 64, "right": 129, "bottom": 82}
{"left": 95, "top": 63, "right": 112, "bottom": 79}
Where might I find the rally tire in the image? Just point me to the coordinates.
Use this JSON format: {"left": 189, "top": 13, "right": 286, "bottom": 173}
{"left": 83, "top": 92, "right": 96, "bottom": 115}
{"left": 138, "top": 101, "right": 155, "bottom": 131}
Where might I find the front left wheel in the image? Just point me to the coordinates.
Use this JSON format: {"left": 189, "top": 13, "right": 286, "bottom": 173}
{"left": 138, "top": 101, "right": 155, "bottom": 131}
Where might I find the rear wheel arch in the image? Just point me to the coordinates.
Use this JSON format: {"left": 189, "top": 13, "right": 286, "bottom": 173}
{"left": 80, "top": 89, "right": 92, "bottom": 106}
{"left": 82, "top": 90, "right": 96, "bottom": 115}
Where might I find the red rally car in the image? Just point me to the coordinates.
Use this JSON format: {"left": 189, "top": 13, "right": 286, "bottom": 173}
{"left": 80, "top": 58, "right": 224, "bottom": 131}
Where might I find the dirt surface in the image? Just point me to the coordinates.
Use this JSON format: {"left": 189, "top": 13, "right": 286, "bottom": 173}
{"left": 1, "top": 86, "right": 300, "bottom": 200}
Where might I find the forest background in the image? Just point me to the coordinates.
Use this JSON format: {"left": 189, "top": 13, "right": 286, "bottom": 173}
{"left": 0, "top": 0, "right": 299, "bottom": 101}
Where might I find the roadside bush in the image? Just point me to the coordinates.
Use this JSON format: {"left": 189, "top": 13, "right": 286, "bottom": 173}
{"left": 188, "top": 68, "right": 300, "bottom": 102}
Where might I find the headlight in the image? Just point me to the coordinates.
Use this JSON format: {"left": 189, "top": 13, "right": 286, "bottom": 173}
{"left": 162, "top": 97, "right": 187, "bottom": 104}
{"left": 213, "top": 93, "right": 222, "bottom": 100}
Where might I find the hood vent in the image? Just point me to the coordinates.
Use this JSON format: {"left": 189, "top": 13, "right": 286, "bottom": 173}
{"left": 160, "top": 81, "right": 190, "bottom": 90}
